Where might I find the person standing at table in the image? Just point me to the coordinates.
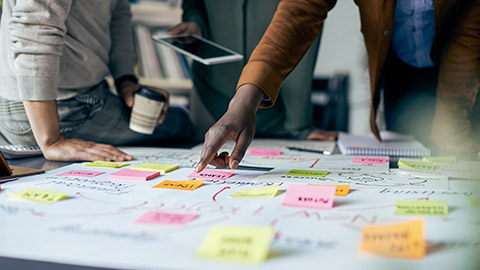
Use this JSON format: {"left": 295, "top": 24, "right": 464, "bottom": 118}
{"left": 0, "top": 0, "right": 194, "bottom": 162}
{"left": 169, "top": 0, "right": 336, "bottom": 141}
{"left": 195, "top": 0, "right": 480, "bottom": 171}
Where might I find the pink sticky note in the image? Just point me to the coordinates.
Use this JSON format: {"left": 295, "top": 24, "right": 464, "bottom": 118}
{"left": 135, "top": 211, "right": 198, "bottom": 225}
{"left": 282, "top": 184, "right": 336, "bottom": 209}
{"left": 352, "top": 157, "right": 388, "bottom": 164}
{"left": 188, "top": 169, "right": 234, "bottom": 180}
{"left": 247, "top": 148, "right": 283, "bottom": 156}
{"left": 108, "top": 168, "right": 160, "bottom": 181}
{"left": 56, "top": 170, "right": 105, "bottom": 177}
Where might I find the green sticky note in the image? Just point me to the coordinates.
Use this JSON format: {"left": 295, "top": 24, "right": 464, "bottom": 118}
{"left": 85, "top": 161, "right": 130, "bottom": 168}
{"left": 470, "top": 196, "right": 480, "bottom": 208}
{"left": 422, "top": 156, "right": 456, "bottom": 165}
{"left": 398, "top": 160, "right": 434, "bottom": 171}
{"left": 285, "top": 169, "right": 329, "bottom": 178}
{"left": 130, "top": 163, "right": 179, "bottom": 173}
{"left": 197, "top": 225, "right": 274, "bottom": 264}
{"left": 229, "top": 186, "right": 281, "bottom": 198}
{"left": 395, "top": 200, "right": 448, "bottom": 216}
{"left": 8, "top": 188, "right": 68, "bottom": 204}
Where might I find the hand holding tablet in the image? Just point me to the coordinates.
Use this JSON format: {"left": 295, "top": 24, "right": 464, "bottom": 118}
{"left": 153, "top": 34, "right": 243, "bottom": 65}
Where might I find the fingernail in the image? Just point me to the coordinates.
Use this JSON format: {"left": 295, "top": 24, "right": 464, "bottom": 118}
{"left": 231, "top": 160, "right": 239, "bottom": 169}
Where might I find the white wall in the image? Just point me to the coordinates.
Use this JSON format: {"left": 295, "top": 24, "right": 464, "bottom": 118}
{"left": 313, "top": 1, "right": 371, "bottom": 135}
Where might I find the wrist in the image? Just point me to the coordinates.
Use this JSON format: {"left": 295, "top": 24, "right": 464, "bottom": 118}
{"left": 231, "top": 84, "right": 265, "bottom": 111}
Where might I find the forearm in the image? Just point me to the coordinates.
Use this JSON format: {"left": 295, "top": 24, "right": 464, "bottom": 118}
{"left": 181, "top": 0, "right": 208, "bottom": 37}
{"left": 22, "top": 100, "right": 62, "bottom": 149}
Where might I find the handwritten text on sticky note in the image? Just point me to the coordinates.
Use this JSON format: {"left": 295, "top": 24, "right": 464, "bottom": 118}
{"left": 188, "top": 169, "right": 234, "bottom": 180}
{"left": 309, "top": 184, "right": 350, "bottom": 197}
{"left": 197, "top": 225, "right": 274, "bottom": 264}
{"left": 247, "top": 148, "right": 282, "bottom": 156}
{"left": 152, "top": 180, "right": 204, "bottom": 191}
{"left": 8, "top": 188, "right": 68, "bottom": 204}
{"left": 398, "top": 160, "right": 433, "bottom": 171}
{"left": 395, "top": 200, "right": 448, "bottom": 216}
{"left": 130, "top": 163, "right": 179, "bottom": 173}
{"left": 352, "top": 157, "right": 388, "bottom": 164}
{"left": 422, "top": 156, "right": 456, "bottom": 165}
{"left": 361, "top": 219, "right": 425, "bottom": 259}
{"left": 136, "top": 211, "right": 198, "bottom": 225}
{"left": 56, "top": 170, "right": 105, "bottom": 177}
{"left": 230, "top": 186, "right": 281, "bottom": 198}
{"left": 85, "top": 161, "right": 129, "bottom": 168}
{"left": 282, "top": 184, "right": 335, "bottom": 209}
{"left": 285, "top": 169, "right": 329, "bottom": 178}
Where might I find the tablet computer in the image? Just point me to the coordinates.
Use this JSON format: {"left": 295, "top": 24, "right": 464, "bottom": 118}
{"left": 153, "top": 34, "right": 243, "bottom": 65}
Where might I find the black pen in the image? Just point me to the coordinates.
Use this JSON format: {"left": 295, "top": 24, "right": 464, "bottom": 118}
{"left": 286, "top": 147, "right": 331, "bottom": 155}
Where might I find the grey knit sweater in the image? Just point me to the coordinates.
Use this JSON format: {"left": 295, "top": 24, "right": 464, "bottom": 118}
{"left": 0, "top": 0, "right": 137, "bottom": 101}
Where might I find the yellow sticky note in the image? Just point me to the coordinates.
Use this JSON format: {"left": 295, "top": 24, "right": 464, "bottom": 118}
{"left": 8, "top": 188, "right": 68, "bottom": 204}
{"left": 197, "top": 225, "right": 274, "bottom": 264}
{"left": 395, "top": 200, "right": 448, "bottom": 216}
{"left": 85, "top": 161, "right": 129, "bottom": 168}
{"left": 309, "top": 184, "right": 350, "bottom": 197}
{"left": 470, "top": 196, "right": 480, "bottom": 208}
{"left": 229, "top": 186, "right": 281, "bottom": 198}
{"left": 152, "top": 180, "right": 204, "bottom": 191}
{"left": 422, "top": 156, "right": 456, "bottom": 165}
{"left": 361, "top": 219, "right": 425, "bottom": 259}
{"left": 130, "top": 163, "right": 179, "bottom": 173}
{"left": 285, "top": 169, "right": 329, "bottom": 178}
{"left": 398, "top": 160, "right": 434, "bottom": 171}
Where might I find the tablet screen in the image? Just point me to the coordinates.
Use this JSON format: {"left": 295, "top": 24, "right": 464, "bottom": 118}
{"left": 159, "top": 36, "right": 235, "bottom": 59}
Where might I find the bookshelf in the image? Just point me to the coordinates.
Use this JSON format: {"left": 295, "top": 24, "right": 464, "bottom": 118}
{"left": 130, "top": 1, "right": 193, "bottom": 101}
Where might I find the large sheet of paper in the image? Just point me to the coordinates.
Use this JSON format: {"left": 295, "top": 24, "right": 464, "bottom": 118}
{"left": 1, "top": 160, "right": 478, "bottom": 270}
{"left": 398, "top": 160, "right": 480, "bottom": 180}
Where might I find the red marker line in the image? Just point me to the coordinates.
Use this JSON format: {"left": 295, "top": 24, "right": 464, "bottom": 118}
{"left": 212, "top": 187, "right": 231, "bottom": 202}
{"left": 309, "top": 158, "right": 320, "bottom": 168}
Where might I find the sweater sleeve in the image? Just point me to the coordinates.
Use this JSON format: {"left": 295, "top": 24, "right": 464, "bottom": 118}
{"left": 431, "top": 0, "right": 480, "bottom": 148}
{"left": 236, "top": 0, "right": 336, "bottom": 107}
{"left": 9, "top": 0, "right": 73, "bottom": 100}
{"left": 181, "top": 0, "right": 209, "bottom": 38}
{"left": 109, "top": 0, "right": 137, "bottom": 80}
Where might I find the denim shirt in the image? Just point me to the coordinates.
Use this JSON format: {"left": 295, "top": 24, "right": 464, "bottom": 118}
{"left": 391, "top": 0, "right": 435, "bottom": 68}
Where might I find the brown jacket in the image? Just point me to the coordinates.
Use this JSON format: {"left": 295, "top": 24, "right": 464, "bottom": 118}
{"left": 237, "top": 0, "right": 479, "bottom": 147}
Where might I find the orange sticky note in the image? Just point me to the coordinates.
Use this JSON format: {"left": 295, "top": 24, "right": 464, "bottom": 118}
{"left": 309, "top": 184, "right": 350, "bottom": 197}
{"left": 152, "top": 180, "right": 204, "bottom": 191}
{"left": 360, "top": 219, "right": 425, "bottom": 259}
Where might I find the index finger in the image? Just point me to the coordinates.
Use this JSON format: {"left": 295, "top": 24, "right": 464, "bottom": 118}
{"left": 195, "top": 130, "right": 230, "bottom": 172}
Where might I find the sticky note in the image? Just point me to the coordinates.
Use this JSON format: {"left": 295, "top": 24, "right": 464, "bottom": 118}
{"left": 309, "top": 184, "right": 350, "bottom": 197}
{"left": 422, "top": 156, "right": 456, "bottom": 165}
{"left": 197, "top": 225, "right": 274, "bottom": 264}
{"left": 282, "top": 184, "right": 335, "bottom": 209}
{"left": 469, "top": 196, "right": 480, "bottom": 208}
{"left": 229, "top": 186, "right": 281, "bottom": 198}
{"left": 135, "top": 211, "right": 198, "bottom": 225}
{"left": 285, "top": 169, "right": 329, "bottom": 178}
{"left": 360, "top": 219, "right": 425, "bottom": 259}
{"left": 188, "top": 169, "right": 234, "bottom": 180}
{"left": 395, "top": 200, "right": 448, "bottom": 216}
{"left": 108, "top": 168, "right": 159, "bottom": 181}
{"left": 152, "top": 179, "right": 204, "bottom": 191}
{"left": 130, "top": 163, "right": 179, "bottom": 173}
{"left": 8, "top": 188, "right": 68, "bottom": 204}
{"left": 352, "top": 157, "right": 388, "bottom": 164}
{"left": 398, "top": 160, "right": 434, "bottom": 171}
{"left": 247, "top": 148, "right": 282, "bottom": 156}
{"left": 56, "top": 170, "right": 105, "bottom": 177}
{"left": 85, "top": 161, "right": 129, "bottom": 168}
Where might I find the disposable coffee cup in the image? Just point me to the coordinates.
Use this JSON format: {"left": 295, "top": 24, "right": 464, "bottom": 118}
{"left": 129, "top": 87, "right": 166, "bottom": 134}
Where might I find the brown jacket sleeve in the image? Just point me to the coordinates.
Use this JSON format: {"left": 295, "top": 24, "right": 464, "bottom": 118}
{"left": 431, "top": 0, "right": 480, "bottom": 149}
{"left": 236, "top": 0, "right": 337, "bottom": 107}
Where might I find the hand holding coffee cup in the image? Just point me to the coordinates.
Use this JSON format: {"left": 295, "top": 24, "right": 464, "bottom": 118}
{"left": 129, "top": 86, "right": 169, "bottom": 134}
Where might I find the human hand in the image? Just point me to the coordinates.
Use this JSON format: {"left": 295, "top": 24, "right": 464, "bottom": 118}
{"left": 195, "top": 84, "right": 265, "bottom": 172}
{"left": 306, "top": 129, "right": 338, "bottom": 141}
{"left": 169, "top": 22, "right": 203, "bottom": 37}
{"left": 41, "top": 137, "right": 133, "bottom": 162}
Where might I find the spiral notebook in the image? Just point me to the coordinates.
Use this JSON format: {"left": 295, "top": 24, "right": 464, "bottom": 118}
{"left": 337, "top": 131, "right": 430, "bottom": 157}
